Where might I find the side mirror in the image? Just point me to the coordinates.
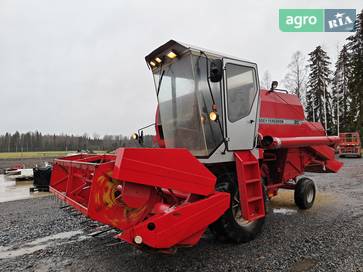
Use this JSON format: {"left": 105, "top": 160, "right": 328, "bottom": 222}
{"left": 210, "top": 59, "right": 223, "bottom": 82}
{"left": 270, "top": 81, "right": 278, "bottom": 91}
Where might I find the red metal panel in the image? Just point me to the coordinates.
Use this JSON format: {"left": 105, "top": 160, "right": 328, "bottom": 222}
{"left": 325, "top": 159, "right": 344, "bottom": 173}
{"left": 119, "top": 192, "right": 230, "bottom": 249}
{"left": 50, "top": 155, "right": 117, "bottom": 216}
{"left": 112, "top": 148, "right": 216, "bottom": 196}
{"left": 309, "top": 145, "right": 343, "bottom": 172}
{"left": 259, "top": 123, "right": 325, "bottom": 139}
{"left": 309, "top": 145, "right": 335, "bottom": 160}
{"left": 258, "top": 90, "right": 328, "bottom": 139}
{"left": 260, "top": 90, "right": 305, "bottom": 120}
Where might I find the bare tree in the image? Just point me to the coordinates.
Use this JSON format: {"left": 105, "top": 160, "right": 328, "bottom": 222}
{"left": 283, "top": 51, "right": 308, "bottom": 100}
{"left": 261, "top": 70, "right": 271, "bottom": 89}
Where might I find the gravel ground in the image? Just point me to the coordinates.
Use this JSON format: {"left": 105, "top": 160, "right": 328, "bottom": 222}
{"left": 0, "top": 157, "right": 362, "bottom": 272}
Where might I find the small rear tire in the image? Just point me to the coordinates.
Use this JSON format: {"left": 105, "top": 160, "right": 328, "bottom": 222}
{"left": 294, "top": 178, "right": 316, "bottom": 209}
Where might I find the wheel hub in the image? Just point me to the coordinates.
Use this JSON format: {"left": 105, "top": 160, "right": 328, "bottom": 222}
{"left": 306, "top": 188, "right": 314, "bottom": 203}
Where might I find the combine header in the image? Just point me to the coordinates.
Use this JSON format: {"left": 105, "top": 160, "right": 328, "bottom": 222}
{"left": 50, "top": 40, "right": 342, "bottom": 251}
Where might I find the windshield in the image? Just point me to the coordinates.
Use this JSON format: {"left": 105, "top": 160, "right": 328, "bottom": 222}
{"left": 153, "top": 53, "right": 223, "bottom": 157}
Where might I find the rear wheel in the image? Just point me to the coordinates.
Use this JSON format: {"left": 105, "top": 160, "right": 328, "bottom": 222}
{"left": 294, "top": 177, "right": 316, "bottom": 209}
{"left": 210, "top": 172, "right": 267, "bottom": 243}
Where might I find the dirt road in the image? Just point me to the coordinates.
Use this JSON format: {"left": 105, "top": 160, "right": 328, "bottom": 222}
{"left": 0, "top": 157, "right": 362, "bottom": 272}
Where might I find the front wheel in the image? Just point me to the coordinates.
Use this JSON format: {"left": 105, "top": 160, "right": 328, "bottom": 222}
{"left": 294, "top": 177, "right": 316, "bottom": 209}
{"left": 210, "top": 173, "right": 267, "bottom": 243}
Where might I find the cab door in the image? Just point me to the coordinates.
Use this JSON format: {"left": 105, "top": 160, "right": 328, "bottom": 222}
{"left": 223, "top": 59, "right": 260, "bottom": 150}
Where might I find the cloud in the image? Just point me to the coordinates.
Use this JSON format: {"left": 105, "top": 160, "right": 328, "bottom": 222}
{"left": 0, "top": 0, "right": 360, "bottom": 135}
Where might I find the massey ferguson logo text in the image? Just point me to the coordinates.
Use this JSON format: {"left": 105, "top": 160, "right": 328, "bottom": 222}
{"left": 279, "top": 9, "right": 356, "bottom": 32}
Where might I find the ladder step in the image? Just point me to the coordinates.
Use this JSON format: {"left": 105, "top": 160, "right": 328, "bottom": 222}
{"left": 246, "top": 178, "right": 260, "bottom": 184}
{"left": 248, "top": 196, "right": 263, "bottom": 203}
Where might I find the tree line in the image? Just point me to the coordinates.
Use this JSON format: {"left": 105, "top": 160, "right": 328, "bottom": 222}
{"left": 268, "top": 10, "right": 363, "bottom": 139}
{"left": 0, "top": 131, "right": 153, "bottom": 153}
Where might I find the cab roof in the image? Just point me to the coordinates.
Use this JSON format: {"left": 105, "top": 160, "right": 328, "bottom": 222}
{"left": 145, "top": 40, "right": 253, "bottom": 65}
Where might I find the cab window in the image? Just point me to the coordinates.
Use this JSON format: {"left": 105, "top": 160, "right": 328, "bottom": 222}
{"left": 226, "top": 64, "right": 258, "bottom": 123}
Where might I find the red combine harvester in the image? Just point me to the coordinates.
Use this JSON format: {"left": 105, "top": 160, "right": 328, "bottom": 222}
{"left": 50, "top": 40, "right": 342, "bottom": 252}
{"left": 338, "top": 132, "right": 361, "bottom": 158}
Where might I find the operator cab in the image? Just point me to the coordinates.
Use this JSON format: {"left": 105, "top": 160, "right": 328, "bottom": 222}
{"left": 145, "top": 40, "right": 260, "bottom": 160}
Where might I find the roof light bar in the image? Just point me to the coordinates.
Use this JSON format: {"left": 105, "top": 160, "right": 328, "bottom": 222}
{"left": 167, "top": 51, "right": 177, "bottom": 59}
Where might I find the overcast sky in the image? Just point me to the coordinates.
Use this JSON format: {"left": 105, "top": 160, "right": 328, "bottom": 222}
{"left": 0, "top": 0, "right": 361, "bottom": 136}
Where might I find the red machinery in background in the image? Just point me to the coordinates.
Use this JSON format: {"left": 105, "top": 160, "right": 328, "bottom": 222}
{"left": 50, "top": 40, "right": 342, "bottom": 252}
{"left": 337, "top": 132, "right": 361, "bottom": 158}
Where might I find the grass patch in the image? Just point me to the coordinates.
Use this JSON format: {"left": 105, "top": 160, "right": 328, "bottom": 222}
{"left": 0, "top": 151, "right": 72, "bottom": 159}
{"left": 0, "top": 150, "right": 107, "bottom": 159}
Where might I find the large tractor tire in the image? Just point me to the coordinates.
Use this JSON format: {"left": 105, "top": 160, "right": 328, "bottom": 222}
{"left": 210, "top": 172, "right": 268, "bottom": 243}
{"left": 294, "top": 177, "right": 316, "bottom": 209}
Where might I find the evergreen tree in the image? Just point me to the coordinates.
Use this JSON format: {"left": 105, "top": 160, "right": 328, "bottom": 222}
{"left": 306, "top": 46, "right": 333, "bottom": 132}
{"left": 332, "top": 45, "right": 352, "bottom": 133}
{"left": 346, "top": 10, "right": 363, "bottom": 139}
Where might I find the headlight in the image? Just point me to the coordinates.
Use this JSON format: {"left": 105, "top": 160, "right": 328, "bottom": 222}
{"left": 209, "top": 111, "right": 218, "bottom": 121}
